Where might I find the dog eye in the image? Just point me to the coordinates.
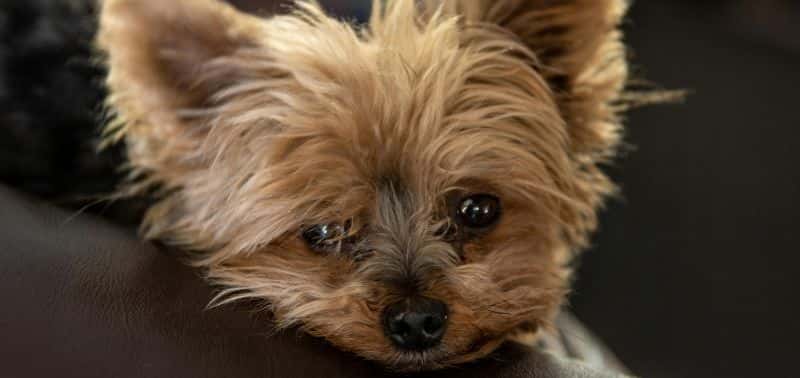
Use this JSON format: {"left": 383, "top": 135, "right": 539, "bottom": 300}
{"left": 456, "top": 194, "right": 501, "bottom": 229}
{"left": 302, "top": 223, "right": 348, "bottom": 252}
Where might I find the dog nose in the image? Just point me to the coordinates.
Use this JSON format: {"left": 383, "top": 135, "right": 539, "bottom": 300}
{"left": 383, "top": 297, "right": 448, "bottom": 351}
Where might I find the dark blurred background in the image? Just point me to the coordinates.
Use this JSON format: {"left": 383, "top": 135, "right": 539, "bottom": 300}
{"left": 572, "top": 1, "right": 800, "bottom": 377}
{"left": 1, "top": 1, "right": 798, "bottom": 377}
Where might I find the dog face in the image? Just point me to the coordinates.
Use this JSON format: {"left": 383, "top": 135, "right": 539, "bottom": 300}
{"left": 99, "top": 0, "right": 628, "bottom": 370}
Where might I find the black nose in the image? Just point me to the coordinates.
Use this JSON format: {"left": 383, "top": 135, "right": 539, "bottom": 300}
{"left": 383, "top": 297, "right": 448, "bottom": 351}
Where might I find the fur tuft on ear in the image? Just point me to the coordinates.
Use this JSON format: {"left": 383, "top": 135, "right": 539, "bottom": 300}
{"left": 97, "top": 0, "right": 267, "bottom": 184}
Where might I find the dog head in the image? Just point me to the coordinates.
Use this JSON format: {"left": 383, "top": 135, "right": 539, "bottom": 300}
{"left": 99, "top": 0, "right": 628, "bottom": 370}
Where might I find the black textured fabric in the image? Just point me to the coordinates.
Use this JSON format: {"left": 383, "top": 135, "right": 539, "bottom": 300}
{"left": 0, "top": 0, "right": 119, "bottom": 199}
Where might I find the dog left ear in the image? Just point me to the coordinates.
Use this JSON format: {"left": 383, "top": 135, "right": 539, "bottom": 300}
{"left": 97, "top": 0, "right": 268, "bottom": 163}
{"left": 426, "top": 0, "right": 629, "bottom": 157}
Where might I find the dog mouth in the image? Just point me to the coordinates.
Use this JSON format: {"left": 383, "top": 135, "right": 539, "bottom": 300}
{"left": 384, "top": 335, "right": 504, "bottom": 371}
{"left": 430, "top": 320, "right": 539, "bottom": 368}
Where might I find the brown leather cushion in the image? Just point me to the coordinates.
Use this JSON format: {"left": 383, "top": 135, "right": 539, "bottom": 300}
{"left": 0, "top": 185, "right": 624, "bottom": 378}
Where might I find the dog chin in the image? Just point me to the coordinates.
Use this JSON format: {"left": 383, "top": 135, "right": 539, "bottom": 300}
{"left": 383, "top": 337, "right": 505, "bottom": 372}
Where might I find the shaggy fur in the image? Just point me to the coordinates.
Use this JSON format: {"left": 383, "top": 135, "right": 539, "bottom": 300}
{"left": 99, "top": 0, "right": 635, "bottom": 370}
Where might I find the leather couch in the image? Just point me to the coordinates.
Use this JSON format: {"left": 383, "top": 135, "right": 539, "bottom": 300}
{"left": 0, "top": 185, "right": 628, "bottom": 377}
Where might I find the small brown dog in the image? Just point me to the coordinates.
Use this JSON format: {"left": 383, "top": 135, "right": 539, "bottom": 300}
{"left": 98, "top": 0, "right": 636, "bottom": 370}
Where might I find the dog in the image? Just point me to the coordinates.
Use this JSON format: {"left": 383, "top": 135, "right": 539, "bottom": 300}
{"left": 98, "top": 0, "right": 641, "bottom": 370}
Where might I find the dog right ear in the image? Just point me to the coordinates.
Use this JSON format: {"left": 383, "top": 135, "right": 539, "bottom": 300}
{"left": 97, "top": 0, "right": 272, "bottom": 174}
{"left": 419, "top": 0, "right": 629, "bottom": 160}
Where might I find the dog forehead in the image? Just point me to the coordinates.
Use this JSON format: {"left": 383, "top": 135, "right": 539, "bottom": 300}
{"left": 253, "top": 12, "right": 568, "bottom": 218}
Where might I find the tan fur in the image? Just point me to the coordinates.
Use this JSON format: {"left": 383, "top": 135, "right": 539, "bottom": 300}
{"left": 98, "top": 0, "right": 634, "bottom": 370}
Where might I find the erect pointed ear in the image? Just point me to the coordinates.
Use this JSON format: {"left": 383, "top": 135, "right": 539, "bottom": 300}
{"left": 426, "top": 0, "right": 630, "bottom": 157}
{"left": 97, "top": 0, "right": 268, "bottom": 161}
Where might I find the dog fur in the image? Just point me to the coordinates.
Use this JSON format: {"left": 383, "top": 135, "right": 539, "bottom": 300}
{"left": 98, "top": 0, "right": 636, "bottom": 370}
